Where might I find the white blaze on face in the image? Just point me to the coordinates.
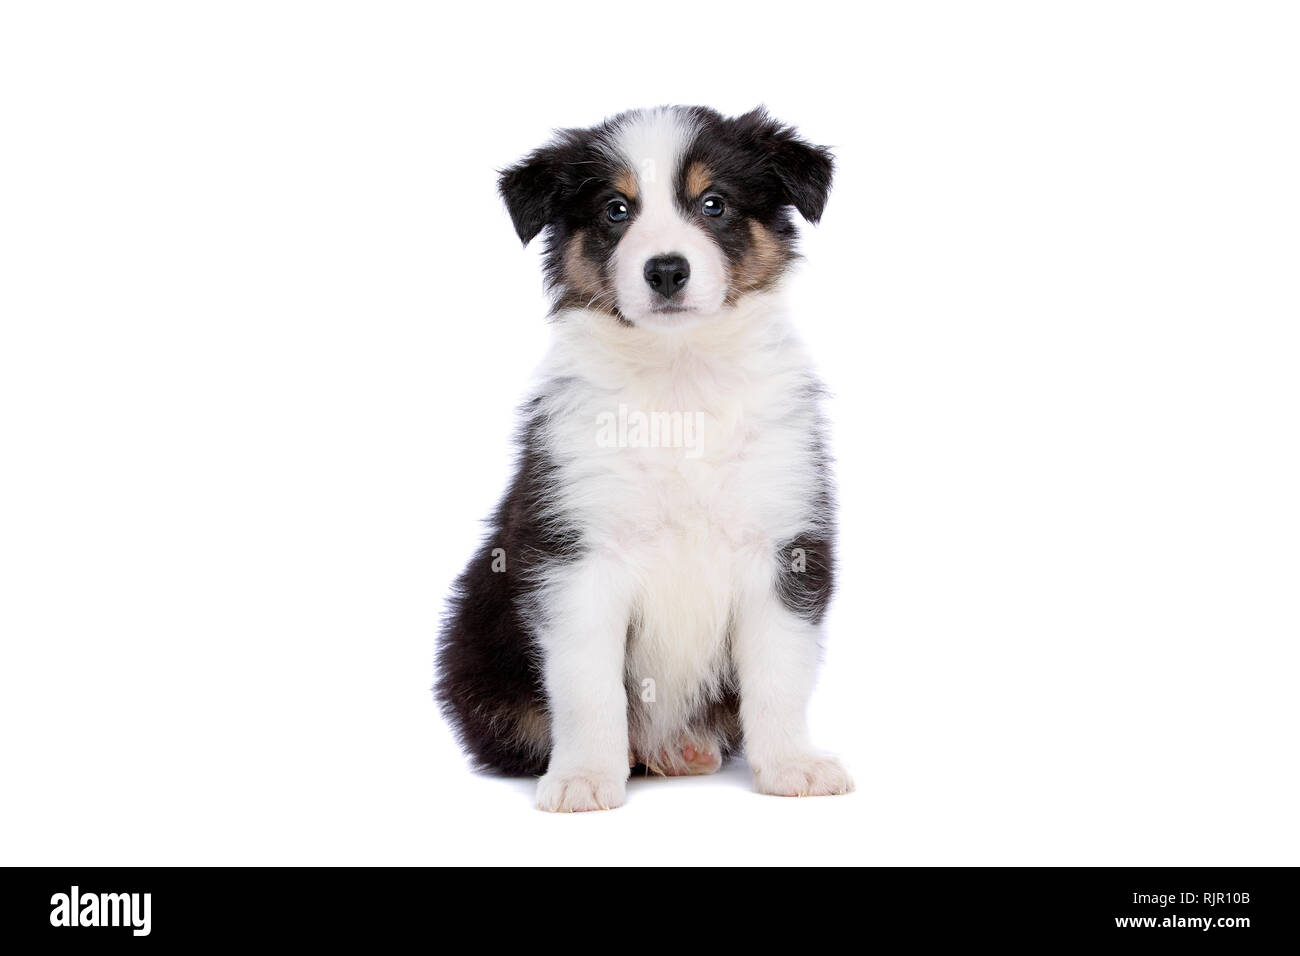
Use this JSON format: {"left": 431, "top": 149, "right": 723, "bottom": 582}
{"left": 607, "top": 110, "right": 728, "bottom": 325}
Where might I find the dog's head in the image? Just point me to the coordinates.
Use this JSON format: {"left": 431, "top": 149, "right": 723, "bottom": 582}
{"left": 499, "top": 106, "right": 833, "bottom": 328}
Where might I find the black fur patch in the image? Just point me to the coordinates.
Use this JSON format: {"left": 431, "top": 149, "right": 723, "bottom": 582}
{"left": 434, "top": 403, "right": 578, "bottom": 775}
{"left": 775, "top": 532, "right": 836, "bottom": 624}
{"left": 775, "top": 415, "right": 837, "bottom": 624}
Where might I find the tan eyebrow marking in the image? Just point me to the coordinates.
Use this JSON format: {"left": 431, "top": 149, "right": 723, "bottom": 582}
{"left": 613, "top": 168, "right": 638, "bottom": 200}
{"left": 685, "top": 161, "right": 713, "bottom": 198}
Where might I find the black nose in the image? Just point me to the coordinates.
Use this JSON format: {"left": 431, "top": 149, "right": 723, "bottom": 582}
{"left": 643, "top": 255, "right": 690, "bottom": 299}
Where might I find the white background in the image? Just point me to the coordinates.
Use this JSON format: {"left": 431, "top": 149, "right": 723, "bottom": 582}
{"left": 2, "top": 2, "right": 1297, "bottom": 866}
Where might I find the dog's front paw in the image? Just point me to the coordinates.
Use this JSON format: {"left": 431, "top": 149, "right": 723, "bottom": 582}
{"left": 536, "top": 768, "right": 627, "bottom": 812}
{"left": 752, "top": 754, "right": 854, "bottom": 797}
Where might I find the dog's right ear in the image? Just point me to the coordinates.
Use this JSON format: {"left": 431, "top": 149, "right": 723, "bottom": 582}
{"left": 498, "top": 143, "right": 564, "bottom": 247}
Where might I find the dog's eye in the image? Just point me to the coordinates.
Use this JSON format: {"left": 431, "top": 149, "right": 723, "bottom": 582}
{"left": 701, "top": 195, "right": 725, "bottom": 217}
{"left": 606, "top": 200, "right": 629, "bottom": 223}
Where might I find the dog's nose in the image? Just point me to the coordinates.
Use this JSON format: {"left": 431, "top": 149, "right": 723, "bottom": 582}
{"left": 643, "top": 255, "right": 690, "bottom": 299}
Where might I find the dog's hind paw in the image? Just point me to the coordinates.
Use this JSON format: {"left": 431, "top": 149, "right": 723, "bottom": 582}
{"left": 643, "top": 736, "right": 723, "bottom": 777}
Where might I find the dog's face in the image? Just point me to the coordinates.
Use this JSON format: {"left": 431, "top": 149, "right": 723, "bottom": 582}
{"left": 499, "top": 106, "right": 833, "bottom": 328}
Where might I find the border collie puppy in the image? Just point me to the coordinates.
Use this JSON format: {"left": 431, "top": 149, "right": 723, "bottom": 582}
{"left": 436, "top": 106, "right": 852, "bottom": 811}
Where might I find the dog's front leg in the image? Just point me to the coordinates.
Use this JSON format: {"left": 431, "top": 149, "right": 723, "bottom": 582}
{"left": 534, "top": 556, "right": 633, "bottom": 812}
{"left": 733, "top": 569, "right": 854, "bottom": 798}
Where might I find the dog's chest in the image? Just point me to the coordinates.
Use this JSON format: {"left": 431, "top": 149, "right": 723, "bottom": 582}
{"left": 586, "top": 365, "right": 806, "bottom": 550}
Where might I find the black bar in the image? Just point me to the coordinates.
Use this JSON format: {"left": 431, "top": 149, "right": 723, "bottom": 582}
{"left": 4, "top": 867, "right": 1295, "bottom": 945}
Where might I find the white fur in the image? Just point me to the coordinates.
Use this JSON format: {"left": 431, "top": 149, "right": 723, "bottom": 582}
{"left": 529, "top": 288, "right": 851, "bottom": 811}
{"left": 605, "top": 109, "right": 729, "bottom": 325}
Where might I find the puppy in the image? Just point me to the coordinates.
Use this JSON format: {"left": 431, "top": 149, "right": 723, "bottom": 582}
{"left": 436, "top": 106, "right": 851, "bottom": 811}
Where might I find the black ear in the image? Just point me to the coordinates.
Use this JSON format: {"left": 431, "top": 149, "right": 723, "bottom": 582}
{"left": 498, "top": 143, "right": 563, "bottom": 246}
{"left": 738, "top": 107, "right": 835, "bottom": 223}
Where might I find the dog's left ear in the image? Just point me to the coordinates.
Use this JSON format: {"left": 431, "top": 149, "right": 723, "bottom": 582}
{"left": 498, "top": 142, "right": 565, "bottom": 246}
{"left": 739, "top": 107, "right": 835, "bottom": 224}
